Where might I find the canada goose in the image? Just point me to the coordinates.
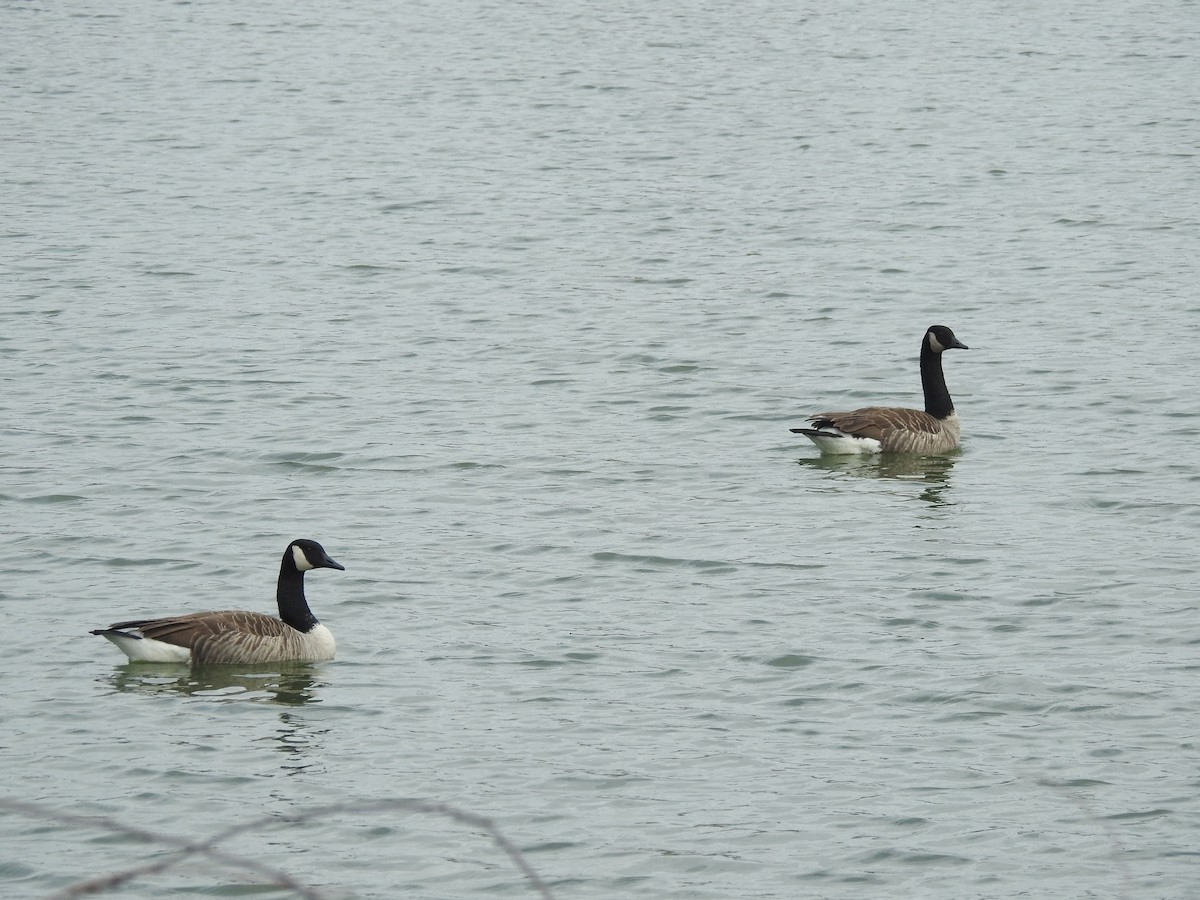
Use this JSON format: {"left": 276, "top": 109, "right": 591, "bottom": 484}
{"left": 91, "top": 539, "right": 344, "bottom": 665}
{"left": 791, "top": 325, "right": 969, "bottom": 455}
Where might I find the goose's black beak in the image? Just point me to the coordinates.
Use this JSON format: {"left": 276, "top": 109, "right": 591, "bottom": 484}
{"left": 322, "top": 557, "right": 345, "bottom": 571}
{"left": 949, "top": 338, "right": 969, "bottom": 350}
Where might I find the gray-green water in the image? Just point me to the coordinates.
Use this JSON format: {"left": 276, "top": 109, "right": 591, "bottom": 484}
{"left": 4, "top": 1, "right": 1199, "bottom": 897}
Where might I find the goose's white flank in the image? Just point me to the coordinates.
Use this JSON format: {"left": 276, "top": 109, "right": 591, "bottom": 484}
{"left": 91, "top": 539, "right": 344, "bottom": 665}
{"left": 792, "top": 325, "right": 969, "bottom": 455}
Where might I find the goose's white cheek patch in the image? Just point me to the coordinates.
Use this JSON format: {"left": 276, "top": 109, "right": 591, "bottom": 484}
{"left": 292, "top": 545, "right": 314, "bottom": 571}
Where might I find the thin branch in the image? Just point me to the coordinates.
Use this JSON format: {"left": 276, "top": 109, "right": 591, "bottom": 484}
{"left": 0, "top": 797, "right": 555, "bottom": 900}
{"left": 0, "top": 799, "right": 322, "bottom": 900}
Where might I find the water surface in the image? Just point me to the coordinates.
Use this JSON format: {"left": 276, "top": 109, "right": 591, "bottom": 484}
{"left": 3, "top": 1, "right": 1199, "bottom": 897}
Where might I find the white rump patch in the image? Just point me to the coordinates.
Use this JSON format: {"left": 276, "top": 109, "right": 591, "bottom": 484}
{"left": 101, "top": 631, "right": 192, "bottom": 663}
{"left": 804, "top": 429, "right": 883, "bottom": 455}
{"left": 292, "top": 544, "right": 315, "bottom": 571}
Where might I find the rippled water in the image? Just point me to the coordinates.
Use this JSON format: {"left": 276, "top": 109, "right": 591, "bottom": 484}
{"left": 4, "top": 1, "right": 1200, "bottom": 897}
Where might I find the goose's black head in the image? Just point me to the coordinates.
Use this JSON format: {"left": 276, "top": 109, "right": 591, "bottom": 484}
{"left": 287, "top": 539, "right": 345, "bottom": 573}
{"left": 925, "top": 325, "right": 969, "bottom": 353}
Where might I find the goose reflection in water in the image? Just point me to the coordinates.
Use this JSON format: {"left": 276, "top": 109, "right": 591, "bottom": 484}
{"left": 103, "top": 662, "right": 323, "bottom": 707}
{"left": 796, "top": 452, "right": 959, "bottom": 506}
{"left": 102, "top": 664, "right": 328, "bottom": 774}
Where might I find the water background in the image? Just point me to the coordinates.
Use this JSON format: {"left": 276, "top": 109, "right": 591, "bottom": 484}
{"left": 3, "top": 1, "right": 1199, "bottom": 897}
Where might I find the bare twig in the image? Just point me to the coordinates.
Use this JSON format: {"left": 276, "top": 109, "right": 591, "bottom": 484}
{"left": 0, "top": 797, "right": 555, "bottom": 900}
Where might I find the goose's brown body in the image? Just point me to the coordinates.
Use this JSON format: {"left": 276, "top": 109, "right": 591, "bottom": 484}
{"left": 804, "top": 408, "right": 962, "bottom": 454}
{"left": 101, "top": 610, "right": 336, "bottom": 665}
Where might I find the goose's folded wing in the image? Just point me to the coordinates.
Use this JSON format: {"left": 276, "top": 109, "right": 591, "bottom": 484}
{"left": 811, "top": 406, "right": 940, "bottom": 437}
{"left": 103, "top": 611, "right": 289, "bottom": 648}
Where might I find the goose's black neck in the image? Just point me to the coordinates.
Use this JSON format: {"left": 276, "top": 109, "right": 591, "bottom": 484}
{"left": 277, "top": 556, "right": 319, "bottom": 633}
{"left": 920, "top": 341, "right": 955, "bottom": 420}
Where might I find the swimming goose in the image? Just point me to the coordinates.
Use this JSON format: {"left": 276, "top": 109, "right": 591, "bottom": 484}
{"left": 791, "top": 325, "right": 969, "bottom": 455}
{"left": 91, "top": 539, "right": 344, "bottom": 665}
